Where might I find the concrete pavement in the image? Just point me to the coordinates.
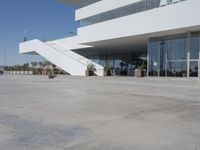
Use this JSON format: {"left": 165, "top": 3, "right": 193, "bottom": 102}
{"left": 0, "top": 75, "right": 200, "bottom": 150}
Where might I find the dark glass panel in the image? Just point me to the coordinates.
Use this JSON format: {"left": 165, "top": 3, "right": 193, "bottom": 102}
{"left": 99, "top": 55, "right": 106, "bottom": 67}
{"left": 149, "top": 41, "right": 160, "bottom": 76}
{"left": 146, "top": 0, "right": 161, "bottom": 10}
{"left": 167, "top": 34, "right": 187, "bottom": 60}
{"left": 190, "top": 61, "right": 198, "bottom": 77}
{"left": 167, "top": 61, "right": 187, "bottom": 77}
{"left": 190, "top": 33, "right": 199, "bottom": 60}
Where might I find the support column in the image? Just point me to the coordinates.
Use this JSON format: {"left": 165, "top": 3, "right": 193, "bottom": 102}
{"left": 187, "top": 52, "right": 190, "bottom": 78}
{"left": 187, "top": 32, "right": 190, "bottom": 78}
{"left": 165, "top": 52, "right": 167, "bottom": 77}
{"left": 147, "top": 39, "right": 149, "bottom": 77}
{"left": 199, "top": 32, "right": 200, "bottom": 79}
{"left": 199, "top": 51, "right": 200, "bottom": 79}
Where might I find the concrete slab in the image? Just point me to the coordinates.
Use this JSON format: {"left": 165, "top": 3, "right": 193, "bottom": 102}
{"left": 0, "top": 75, "right": 200, "bottom": 150}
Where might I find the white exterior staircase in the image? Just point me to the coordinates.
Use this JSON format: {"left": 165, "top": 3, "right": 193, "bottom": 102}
{"left": 19, "top": 39, "right": 104, "bottom": 76}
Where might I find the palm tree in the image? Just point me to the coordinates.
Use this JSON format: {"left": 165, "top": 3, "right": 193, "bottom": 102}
{"left": 43, "top": 61, "right": 53, "bottom": 75}
{"left": 31, "top": 62, "right": 38, "bottom": 68}
{"left": 30, "top": 62, "right": 38, "bottom": 74}
{"left": 52, "top": 64, "right": 56, "bottom": 74}
{"left": 38, "top": 61, "right": 44, "bottom": 68}
{"left": 43, "top": 61, "right": 52, "bottom": 69}
{"left": 22, "top": 63, "right": 29, "bottom": 71}
{"left": 38, "top": 62, "right": 44, "bottom": 75}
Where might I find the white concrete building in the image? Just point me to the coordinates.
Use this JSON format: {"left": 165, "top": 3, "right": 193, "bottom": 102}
{"left": 20, "top": 0, "right": 200, "bottom": 77}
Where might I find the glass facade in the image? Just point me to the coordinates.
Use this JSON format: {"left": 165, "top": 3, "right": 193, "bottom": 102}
{"left": 190, "top": 33, "right": 199, "bottom": 59}
{"left": 149, "top": 32, "right": 200, "bottom": 77}
{"left": 84, "top": 32, "right": 199, "bottom": 77}
{"left": 79, "top": 0, "right": 187, "bottom": 27}
{"left": 86, "top": 52, "right": 147, "bottom": 76}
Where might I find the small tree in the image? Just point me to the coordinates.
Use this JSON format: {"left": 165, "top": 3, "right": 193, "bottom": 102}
{"left": 104, "top": 64, "right": 112, "bottom": 71}
{"left": 22, "top": 63, "right": 29, "bottom": 71}
{"left": 52, "top": 64, "right": 56, "bottom": 74}
{"left": 38, "top": 62, "right": 44, "bottom": 74}
{"left": 86, "top": 63, "right": 96, "bottom": 76}
{"left": 38, "top": 62, "right": 44, "bottom": 68}
{"left": 104, "top": 64, "right": 112, "bottom": 76}
{"left": 31, "top": 62, "right": 38, "bottom": 68}
{"left": 87, "top": 63, "right": 96, "bottom": 72}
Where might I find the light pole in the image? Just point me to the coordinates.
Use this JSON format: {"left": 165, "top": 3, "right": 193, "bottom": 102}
{"left": 3, "top": 49, "right": 7, "bottom": 71}
{"left": 24, "top": 30, "right": 27, "bottom": 42}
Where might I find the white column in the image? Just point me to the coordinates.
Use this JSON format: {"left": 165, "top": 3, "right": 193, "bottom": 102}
{"left": 147, "top": 39, "right": 149, "bottom": 77}
{"left": 199, "top": 32, "right": 200, "bottom": 79}
{"left": 165, "top": 52, "right": 167, "bottom": 77}
{"left": 199, "top": 51, "right": 200, "bottom": 78}
{"left": 187, "top": 33, "right": 190, "bottom": 78}
{"left": 187, "top": 52, "right": 190, "bottom": 78}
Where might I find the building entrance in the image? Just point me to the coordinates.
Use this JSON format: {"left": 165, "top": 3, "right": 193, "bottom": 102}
{"left": 87, "top": 51, "right": 147, "bottom": 76}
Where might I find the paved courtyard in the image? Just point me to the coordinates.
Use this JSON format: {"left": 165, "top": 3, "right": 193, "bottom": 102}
{"left": 0, "top": 75, "right": 200, "bottom": 150}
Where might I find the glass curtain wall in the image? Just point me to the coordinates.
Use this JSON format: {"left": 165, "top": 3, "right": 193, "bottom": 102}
{"left": 167, "top": 34, "right": 187, "bottom": 77}
{"left": 149, "top": 32, "right": 200, "bottom": 77}
{"left": 87, "top": 52, "right": 147, "bottom": 76}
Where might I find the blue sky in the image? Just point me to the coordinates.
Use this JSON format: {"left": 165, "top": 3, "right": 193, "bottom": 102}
{"left": 0, "top": 0, "right": 77, "bottom": 66}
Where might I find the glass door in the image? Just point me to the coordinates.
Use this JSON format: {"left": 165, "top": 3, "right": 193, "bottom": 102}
{"left": 189, "top": 61, "right": 198, "bottom": 77}
{"left": 149, "top": 39, "right": 166, "bottom": 77}
{"left": 190, "top": 33, "right": 200, "bottom": 77}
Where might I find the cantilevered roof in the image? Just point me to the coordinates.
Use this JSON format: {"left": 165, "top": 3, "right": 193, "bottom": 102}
{"left": 59, "top": 0, "right": 101, "bottom": 7}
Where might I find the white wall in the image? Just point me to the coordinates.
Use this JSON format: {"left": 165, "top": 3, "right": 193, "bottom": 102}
{"left": 74, "top": 0, "right": 200, "bottom": 44}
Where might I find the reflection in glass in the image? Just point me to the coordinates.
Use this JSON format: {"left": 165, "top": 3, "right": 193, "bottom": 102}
{"left": 190, "top": 61, "right": 198, "bottom": 77}
{"left": 86, "top": 51, "right": 147, "bottom": 76}
{"left": 99, "top": 55, "right": 106, "bottom": 67}
{"left": 167, "top": 61, "right": 187, "bottom": 77}
{"left": 149, "top": 41, "right": 160, "bottom": 76}
{"left": 148, "top": 33, "right": 199, "bottom": 77}
{"left": 167, "top": 34, "right": 187, "bottom": 60}
{"left": 190, "top": 33, "right": 199, "bottom": 60}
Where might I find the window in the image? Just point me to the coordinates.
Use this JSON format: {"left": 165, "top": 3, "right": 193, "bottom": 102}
{"left": 190, "top": 33, "right": 199, "bottom": 60}
{"left": 167, "top": 34, "right": 187, "bottom": 60}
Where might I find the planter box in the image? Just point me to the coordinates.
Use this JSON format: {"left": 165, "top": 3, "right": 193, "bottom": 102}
{"left": 86, "top": 70, "right": 95, "bottom": 76}
{"left": 141, "top": 70, "right": 146, "bottom": 77}
{"left": 104, "top": 70, "right": 112, "bottom": 76}
{"left": 29, "top": 71, "right": 33, "bottom": 75}
{"left": 134, "top": 69, "right": 141, "bottom": 77}
{"left": 135, "top": 69, "right": 146, "bottom": 77}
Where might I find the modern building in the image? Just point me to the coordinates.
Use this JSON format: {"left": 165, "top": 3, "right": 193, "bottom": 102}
{"left": 20, "top": 0, "right": 200, "bottom": 77}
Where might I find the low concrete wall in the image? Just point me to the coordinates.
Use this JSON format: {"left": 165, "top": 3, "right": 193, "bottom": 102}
{"left": 4, "top": 71, "right": 33, "bottom": 75}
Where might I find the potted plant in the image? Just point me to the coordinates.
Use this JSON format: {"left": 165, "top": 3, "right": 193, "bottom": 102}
{"left": 140, "top": 63, "right": 147, "bottom": 77}
{"left": 135, "top": 63, "right": 147, "bottom": 77}
{"left": 86, "top": 63, "right": 96, "bottom": 76}
{"left": 104, "top": 64, "right": 112, "bottom": 76}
